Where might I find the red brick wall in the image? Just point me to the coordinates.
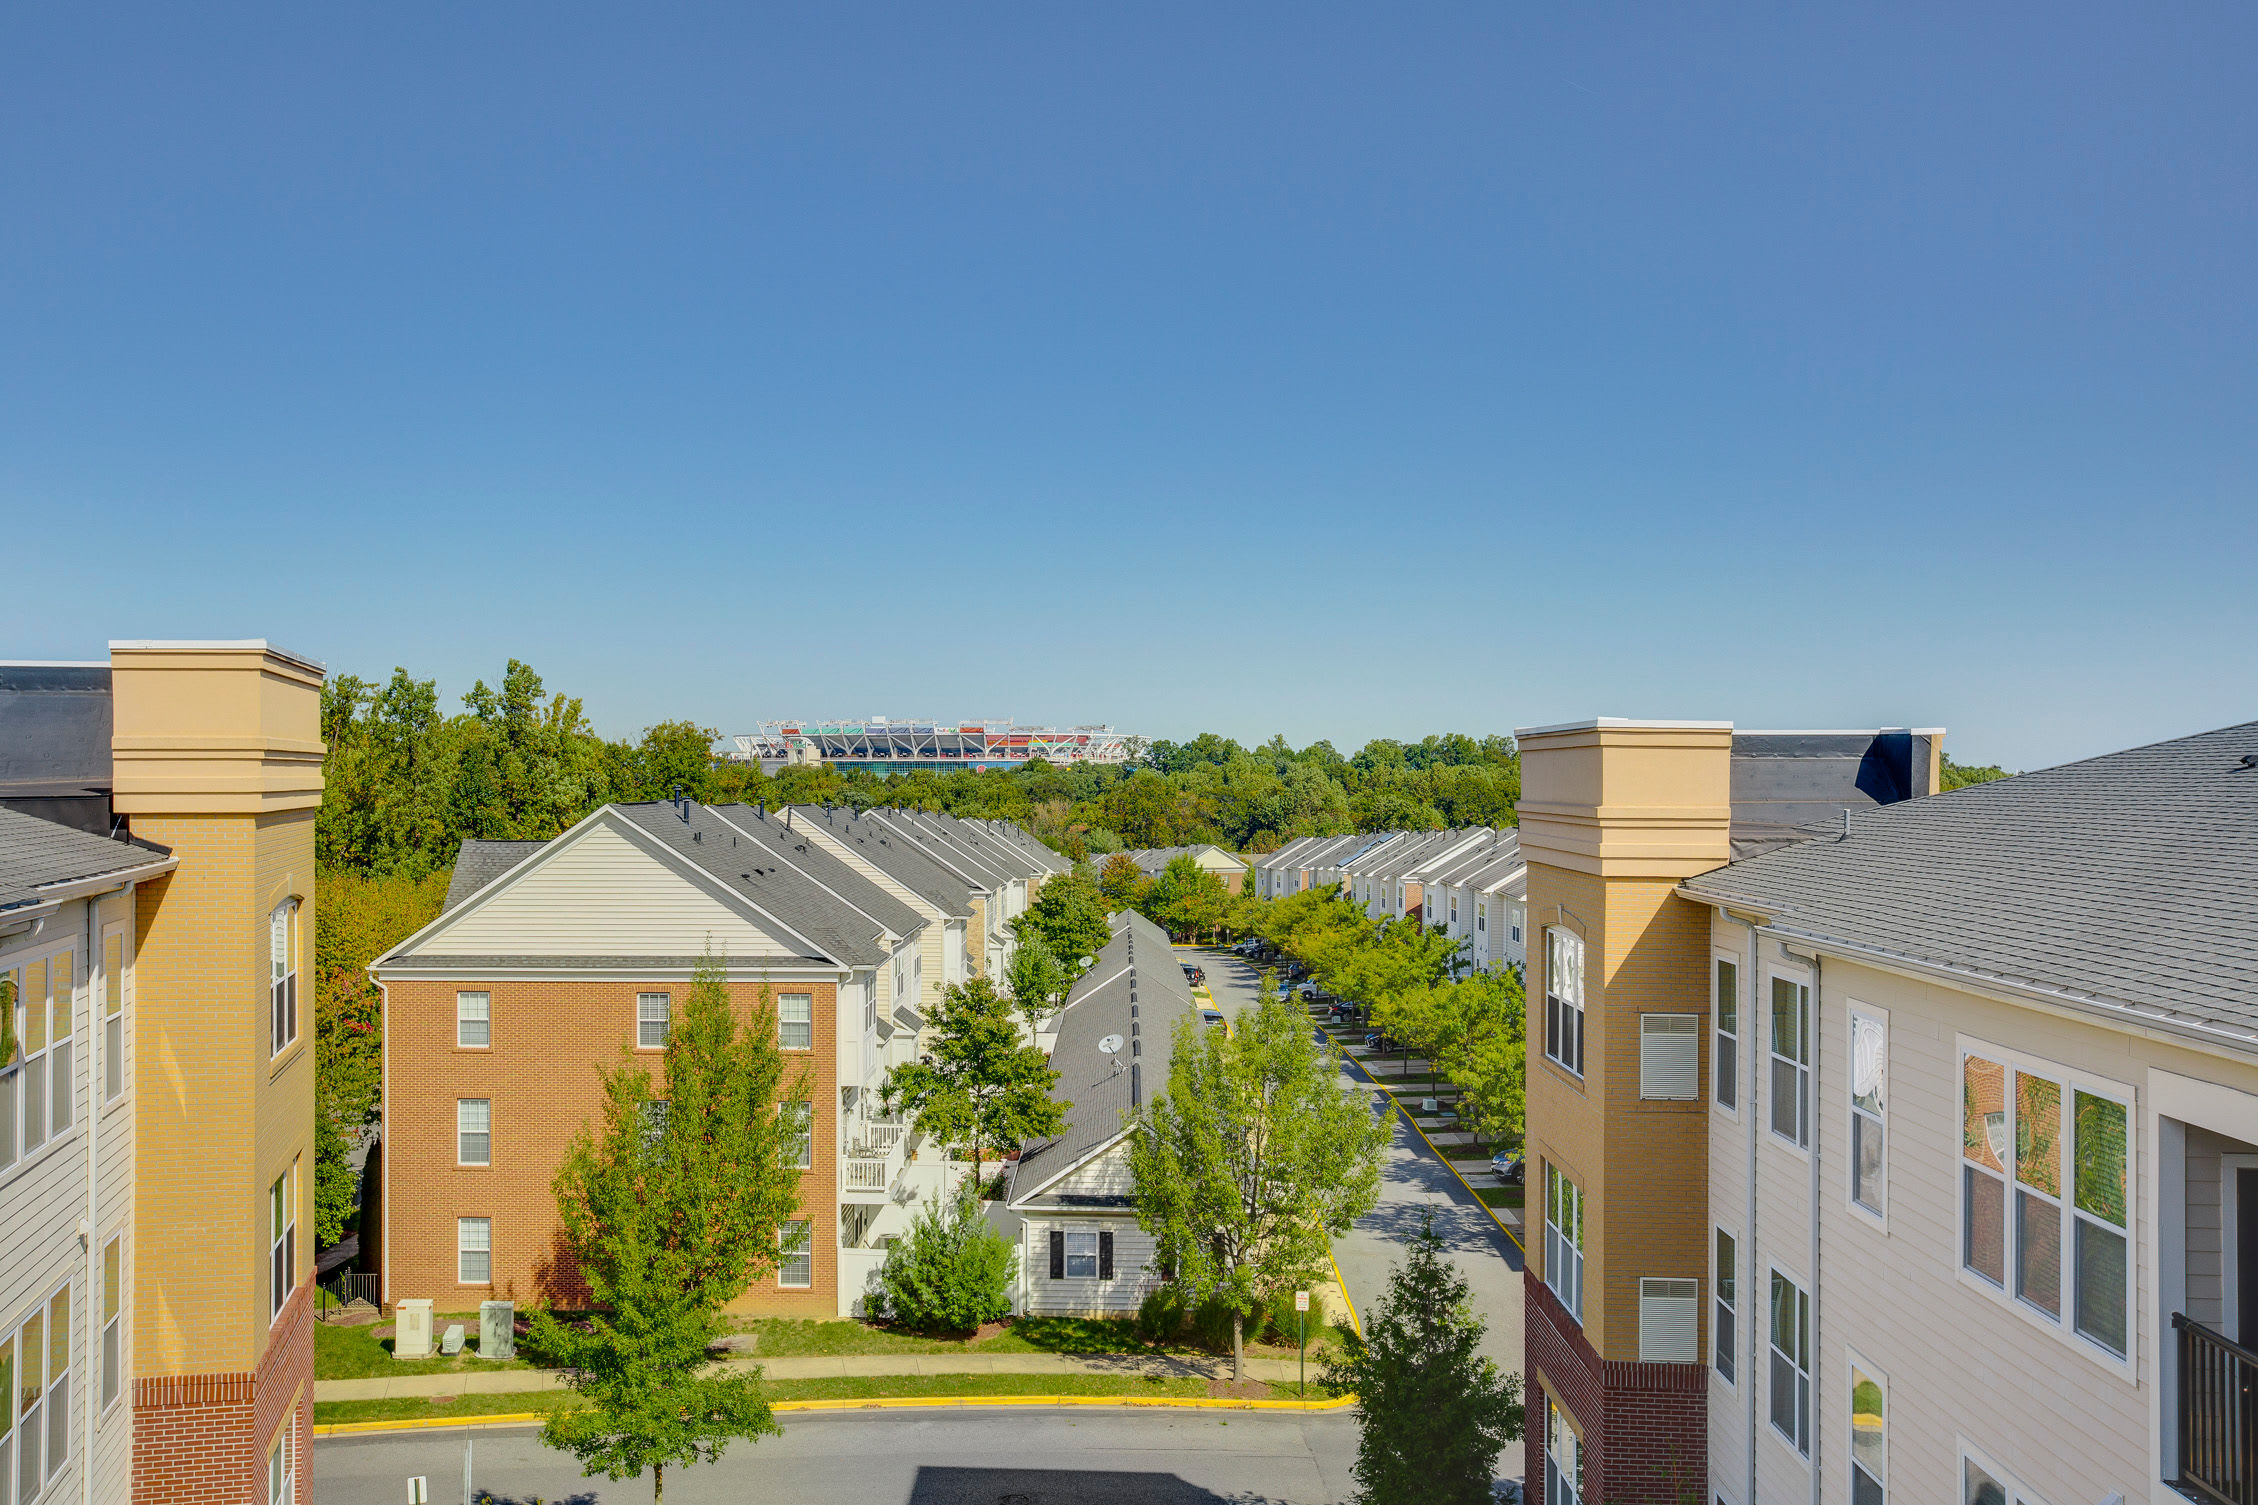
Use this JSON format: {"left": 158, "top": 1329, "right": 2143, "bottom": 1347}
{"left": 382, "top": 975, "right": 840, "bottom": 1316}
{"left": 1524, "top": 1270, "right": 1707, "bottom": 1505}
{"left": 135, "top": 1277, "right": 311, "bottom": 1504}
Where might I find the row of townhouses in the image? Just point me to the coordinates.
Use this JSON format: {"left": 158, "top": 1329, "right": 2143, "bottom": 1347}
{"left": 369, "top": 802, "right": 1060, "bottom": 1319}
{"left": 1251, "top": 828, "right": 1528, "bottom": 974}
{"left": 1111, "top": 844, "right": 1249, "bottom": 894}
{"left": 2, "top": 643, "right": 325, "bottom": 1505}
{"left": 1517, "top": 718, "right": 2258, "bottom": 1505}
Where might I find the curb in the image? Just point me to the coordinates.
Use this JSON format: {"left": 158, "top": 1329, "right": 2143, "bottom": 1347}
{"left": 1330, "top": 1031, "right": 1525, "bottom": 1257}
{"left": 314, "top": 1392, "right": 1359, "bottom": 1437}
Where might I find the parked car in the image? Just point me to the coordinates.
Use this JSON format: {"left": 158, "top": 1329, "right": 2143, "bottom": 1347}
{"left": 1294, "top": 979, "right": 1324, "bottom": 999}
{"left": 1181, "top": 963, "right": 1205, "bottom": 986}
{"left": 1363, "top": 1030, "right": 1398, "bottom": 1052}
{"left": 1200, "top": 1007, "right": 1227, "bottom": 1033}
{"left": 1490, "top": 1149, "right": 1524, "bottom": 1184}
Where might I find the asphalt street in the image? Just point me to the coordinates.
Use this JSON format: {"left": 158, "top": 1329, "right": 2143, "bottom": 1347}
{"left": 1188, "top": 947, "right": 1525, "bottom": 1376}
{"left": 313, "top": 1407, "right": 1361, "bottom": 1504}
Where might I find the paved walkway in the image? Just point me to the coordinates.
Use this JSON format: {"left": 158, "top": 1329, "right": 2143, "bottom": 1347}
{"left": 316, "top": 1350, "right": 1317, "bottom": 1401}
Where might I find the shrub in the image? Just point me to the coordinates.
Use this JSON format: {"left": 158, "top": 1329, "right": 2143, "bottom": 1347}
{"left": 1135, "top": 1287, "right": 1187, "bottom": 1345}
{"left": 875, "top": 1184, "right": 1015, "bottom": 1335}
{"left": 1190, "top": 1294, "right": 1258, "bottom": 1354}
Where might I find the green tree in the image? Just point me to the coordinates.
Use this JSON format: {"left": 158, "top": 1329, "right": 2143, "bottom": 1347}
{"left": 527, "top": 953, "right": 802, "bottom": 1503}
{"left": 1011, "top": 865, "right": 1114, "bottom": 976}
{"left": 1129, "top": 988, "right": 1388, "bottom": 1381}
{"left": 1325, "top": 1216, "right": 1523, "bottom": 1505}
{"left": 1096, "top": 852, "right": 1148, "bottom": 910}
{"left": 1004, "top": 930, "right": 1068, "bottom": 1035}
{"left": 1146, "top": 855, "right": 1232, "bottom": 942}
{"left": 875, "top": 1182, "right": 1017, "bottom": 1334}
{"left": 1941, "top": 754, "right": 2013, "bottom": 790}
{"left": 881, "top": 976, "right": 1068, "bottom": 1189}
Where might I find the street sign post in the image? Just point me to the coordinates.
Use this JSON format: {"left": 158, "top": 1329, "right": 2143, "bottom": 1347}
{"left": 1295, "top": 1289, "right": 1310, "bottom": 1398}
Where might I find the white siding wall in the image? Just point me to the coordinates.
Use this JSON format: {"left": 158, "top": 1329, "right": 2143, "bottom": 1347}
{"left": 425, "top": 821, "right": 793, "bottom": 958}
{"left": 1019, "top": 1215, "right": 1160, "bottom": 1316}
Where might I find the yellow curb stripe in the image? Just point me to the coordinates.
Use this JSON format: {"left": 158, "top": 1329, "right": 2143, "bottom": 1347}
{"left": 1327, "top": 1248, "right": 1361, "bottom": 1338}
{"left": 1340, "top": 1044, "right": 1525, "bottom": 1256}
{"left": 314, "top": 1393, "right": 1358, "bottom": 1436}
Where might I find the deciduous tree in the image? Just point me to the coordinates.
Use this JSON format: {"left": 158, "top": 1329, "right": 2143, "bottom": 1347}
{"left": 881, "top": 976, "right": 1068, "bottom": 1189}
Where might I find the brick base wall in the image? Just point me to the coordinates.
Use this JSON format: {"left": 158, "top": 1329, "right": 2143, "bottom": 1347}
{"left": 135, "top": 1278, "right": 312, "bottom": 1504}
{"left": 1524, "top": 1270, "right": 1707, "bottom": 1505}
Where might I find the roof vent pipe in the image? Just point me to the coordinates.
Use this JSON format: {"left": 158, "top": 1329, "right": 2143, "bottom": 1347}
{"left": 1131, "top": 1062, "right": 1142, "bottom": 1107}
{"left": 1841, "top": 808, "right": 1852, "bottom": 841}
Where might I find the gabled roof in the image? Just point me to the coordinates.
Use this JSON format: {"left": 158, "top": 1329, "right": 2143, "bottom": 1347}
{"left": 1119, "top": 844, "right": 1249, "bottom": 878}
{"left": 0, "top": 806, "right": 174, "bottom": 914}
{"left": 1007, "top": 909, "right": 1197, "bottom": 1207}
{"left": 921, "top": 811, "right": 1048, "bottom": 881}
{"left": 1255, "top": 835, "right": 1328, "bottom": 870}
{"left": 968, "top": 818, "right": 1073, "bottom": 874}
{"left": 711, "top": 805, "right": 924, "bottom": 940}
{"left": 1681, "top": 720, "right": 2258, "bottom": 1045}
{"left": 792, "top": 807, "right": 975, "bottom": 916}
{"left": 863, "top": 810, "right": 1008, "bottom": 893}
{"left": 444, "top": 840, "right": 550, "bottom": 913}
{"left": 614, "top": 802, "right": 889, "bottom": 966}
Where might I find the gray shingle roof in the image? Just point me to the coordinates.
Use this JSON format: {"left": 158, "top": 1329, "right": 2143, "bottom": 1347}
{"left": 615, "top": 802, "right": 883, "bottom": 966}
{"left": 442, "top": 840, "right": 550, "bottom": 913}
{"left": 0, "top": 806, "right": 172, "bottom": 912}
{"left": 792, "top": 807, "right": 976, "bottom": 915}
{"left": 710, "top": 805, "right": 925, "bottom": 939}
{"left": 1008, "top": 909, "right": 1197, "bottom": 1204}
{"left": 1682, "top": 720, "right": 2258, "bottom": 1043}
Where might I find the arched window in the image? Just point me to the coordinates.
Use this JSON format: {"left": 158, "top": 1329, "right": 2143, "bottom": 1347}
{"left": 269, "top": 899, "right": 299, "bottom": 1056}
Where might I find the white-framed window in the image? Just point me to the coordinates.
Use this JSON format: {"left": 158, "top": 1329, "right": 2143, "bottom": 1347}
{"left": 779, "top": 994, "right": 813, "bottom": 1051}
{"left": 1064, "top": 1230, "right": 1100, "bottom": 1279}
{"left": 102, "top": 928, "right": 127, "bottom": 1104}
{"left": 1769, "top": 974, "right": 1810, "bottom": 1148}
{"left": 1769, "top": 1267, "right": 1811, "bottom": 1455}
{"left": 1544, "top": 929, "right": 1585, "bottom": 1077}
{"left": 3, "top": 949, "right": 82, "bottom": 1172}
{"left": 1639, "top": 1277, "right": 1699, "bottom": 1362}
{"left": 101, "top": 1235, "right": 123, "bottom": 1413}
{"left": 1477, "top": 903, "right": 1487, "bottom": 933}
{"left": 1713, "top": 956, "right": 1739, "bottom": 1113}
{"left": 1959, "top": 1441, "right": 2048, "bottom": 1505}
{"left": 1714, "top": 1228, "right": 1737, "bottom": 1383}
{"left": 1849, "top": 1351, "right": 1887, "bottom": 1505}
{"left": 636, "top": 992, "right": 670, "bottom": 1049}
{"left": 1512, "top": 921, "right": 1523, "bottom": 944}
{"left": 270, "top": 1161, "right": 298, "bottom": 1320}
{"left": 457, "top": 1099, "right": 491, "bottom": 1166}
{"left": 1449, "top": 897, "right": 1458, "bottom": 926}
{"left": 782, "top": 1101, "right": 812, "bottom": 1169}
{"left": 267, "top": 1422, "right": 295, "bottom": 1505}
{"left": 269, "top": 899, "right": 299, "bottom": 1057}
{"left": 5, "top": 1283, "right": 72, "bottom": 1494}
{"left": 1958, "top": 1043, "right": 2130, "bottom": 1361}
{"left": 457, "top": 1217, "right": 491, "bottom": 1284}
{"left": 1545, "top": 1398, "right": 1585, "bottom": 1505}
{"left": 456, "top": 992, "right": 490, "bottom": 1049}
{"left": 1545, "top": 1163, "right": 1585, "bottom": 1322}
{"left": 1640, "top": 1014, "right": 1699, "bottom": 1100}
{"left": 1850, "top": 1008, "right": 1887, "bottom": 1219}
{"left": 778, "top": 1221, "right": 812, "bottom": 1287}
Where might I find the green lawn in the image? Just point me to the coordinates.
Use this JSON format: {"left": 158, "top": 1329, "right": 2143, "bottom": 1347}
{"left": 1474, "top": 1186, "right": 1526, "bottom": 1210}
{"left": 315, "top": 1374, "right": 1344, "bottom": 1426}
{"left": 314, "top": 1318, "right": 532, "bottom": 1380}
{"left": 732, "top": 1315, "right": 1345, "bottom": 1362}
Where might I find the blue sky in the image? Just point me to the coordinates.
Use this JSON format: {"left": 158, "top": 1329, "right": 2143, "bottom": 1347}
{"left": 5, "top": 5, "right": 2253, "bottom": 771}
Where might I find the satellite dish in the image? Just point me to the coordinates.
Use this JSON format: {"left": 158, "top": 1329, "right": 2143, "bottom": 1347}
{"left": 1098, "top": 1033, "right": 1124, "bottom": 1055}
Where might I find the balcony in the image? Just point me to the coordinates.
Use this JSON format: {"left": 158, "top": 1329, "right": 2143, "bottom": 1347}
{"left": 856, "top": 1118, "right": 906, "bottom": 1156}
{"left": 843, "top": 1157, "right": 891, "bottom": 1194}
{"left": 2177, "top": 1314, "right": 2258, "bottom": 1505}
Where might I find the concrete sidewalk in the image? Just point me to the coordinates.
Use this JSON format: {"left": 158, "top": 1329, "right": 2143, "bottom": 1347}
{"left": 316, "top": 1350, "right": 1316, "bottom": 1402}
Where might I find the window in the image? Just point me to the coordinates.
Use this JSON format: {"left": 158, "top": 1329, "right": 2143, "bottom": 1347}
{"left": 1960, "top": 1048, "right": 2129, "bottom": 1358}
{"left": 1512, "top": 922, "right": 1523, "bottom": 944}
{"left": 0, "top": 1325, "right": 14, "bottom": 1499}
{"left": 1849, "top": 1355, "right": 1886, "bottom": 1505}
{"left": 103, "top": 930, "right": 125, "bottom": 1103}
{"left": 636, "top": 993, "right": 671, "bottom": 1049}
{"left": 1769, "top": 975, "right": 1809, "bottom": 1147}
{"left": 8, "top": 1285, "right": 72, "bottom": 1497}
{"left": 1545, "top": 1399, "right": 1585, "bottom": 1505}
{"left": 778, "top": 1221, "right": 812, "bottom": 1287}
{"left": 1958, "top": 1444, "right": 2047, "bottom": 1505}
{"left": 47, "top": 953, "right": 70, "bottom": 1140}
{"left": 270, "top": 1165, "right": 297, "bottom": 1318}
{"left": 1064, "top": 1230, "right": 1100, "bottom": 1279}
{"left": 782, "top": 1101, "right": 812, "bottom": 1170}
{"left": 1714, "top": 957, "right": 1739, "bottom": 1111}
{"left": 1769, "top": 1269, "right": 1811, "bottom": 1455}
{"left": 779, "top": 994, "right": 813, "bottom": 1051}
{"left": 101, "top": 1237, "right": 122, "bottom": 1412}
{"left": 1477, "top": 903, "right": 1487, "bottom": 933}
{"left": 3, "top": 953, "right": 79, "bottom": 1170}
{"left": 1639, "top": 1277, "right": 1699, "bottom": 1362}
{"left": 456, "top": 992, "right": 490, "bottom": 1048}
{"left": 1545, "top": 1164, "right": 1585, "bottom": 1322}
{"left": 457, "top": 1100, "right": 491, "bottom": 1166}
{"left": 1640, "top": 1014, "right": 1699, "bottom": 1100}
{"left": 1850, "top": 1010, "right": 1886, "bottom": 1216}
{"left": 1449, "top": 898, "right": 1458, "bottom": 925}
{"left": 267, "top": 1425, "right": 295, "bottom": 1505}
{"left": 1714, "top": 1229, "right": 1736, "bottom": 1383}
{"left": 269, "top": 899, "right": 299, "bottom": 1056}
{"left": 457, "top": 1217, "right": 491, "bottom": 1284}
{"left": 1544, "top": 930, "right": 1585, "bottom": 1077}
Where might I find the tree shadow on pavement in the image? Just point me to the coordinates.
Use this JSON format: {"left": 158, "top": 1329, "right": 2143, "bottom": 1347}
{"left": 906, "top": 1466, "right": 1304, "bottom": 1504}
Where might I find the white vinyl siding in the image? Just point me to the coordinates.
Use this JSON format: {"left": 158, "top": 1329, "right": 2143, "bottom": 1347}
{"left": 1638, "top": 1277, "right": 1699, "bottom": 1362}
{"left": 1021, "top": 1216, "right": 1159, "bottom": 1315}
{"left": 1641, "top": 1014, "right": 1699, "bottom": 1100}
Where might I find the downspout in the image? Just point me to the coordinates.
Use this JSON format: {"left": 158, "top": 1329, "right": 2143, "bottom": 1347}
{"left": 83, "top": 889, "right": 103, "bottom": 1505}
{"left": 1779, "top": 939, "right": 1823, "bottom": 1505}
{"left": 1740, "top": 915, "right": 1762, "bottom": 1505}
{"left": 377, "top": 977, "right": 393, "bottom": 1310}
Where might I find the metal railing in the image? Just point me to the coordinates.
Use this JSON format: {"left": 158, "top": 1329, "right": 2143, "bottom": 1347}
{"left": 2177, "top": 1312, "right": 2258, "bottom": 1504}
{"left": 843, "top": 1158, "right": 891, "bottom": 1192}
{"left": 857, "top": 1120, "right": 906, "bottom": 1155}
{"left": 319, "top": 1272, "right": 382, "bottom": 1322}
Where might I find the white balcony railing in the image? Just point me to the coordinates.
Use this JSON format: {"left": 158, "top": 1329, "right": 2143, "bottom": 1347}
{"left": 843, "top": 1157, "right": 891, "bottom": 1192}
{"left": 860, "top": 1120, "right": 906, "bottom": 1154}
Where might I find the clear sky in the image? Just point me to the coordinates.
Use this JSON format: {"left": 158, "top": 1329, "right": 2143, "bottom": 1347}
{"left": 5, "top": 6, "right": 2253, "bottom": 772}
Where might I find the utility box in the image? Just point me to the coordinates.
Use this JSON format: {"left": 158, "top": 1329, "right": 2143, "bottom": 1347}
{"left": 394, "top": 1299, "right": 434, "bottom": 1360}
{"left": 440, "top": 1323, "right": 465, "bottom": 1356}
{"left": 479, "top": 1300, "right": 515, "bottom": 1360}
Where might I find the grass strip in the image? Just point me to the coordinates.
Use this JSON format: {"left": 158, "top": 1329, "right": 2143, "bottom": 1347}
{"left": 314, "top": 1319, "right": 532, "bottom": 1381}
{"left": 1474, "top": 1186, "right": 1526, "bottom": 1209}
